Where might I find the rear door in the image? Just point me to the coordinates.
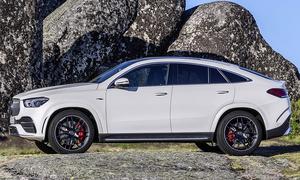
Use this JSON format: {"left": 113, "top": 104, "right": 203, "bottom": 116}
{"left": 170, "top": 64, "right": 234, "bottom": 133}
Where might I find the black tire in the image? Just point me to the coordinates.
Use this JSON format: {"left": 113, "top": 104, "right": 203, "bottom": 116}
{"left": 216, "top": 111, "right": 262, "bottom": 156}
{"left": 35, "top": 141, "right": 57, "bottom": 154}
{"left": 195, "top": 142, "right": 221, "bottom": 153}
{"left": 48, "top": 110, "right": 95, "bottom": 154}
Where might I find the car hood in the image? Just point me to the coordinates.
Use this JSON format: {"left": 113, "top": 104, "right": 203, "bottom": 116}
{"left": 14, "top": 83, "right": 99, "bottom": 100}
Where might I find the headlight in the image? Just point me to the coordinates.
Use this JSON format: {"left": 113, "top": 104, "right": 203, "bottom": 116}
{"left": 23, "top": 97, "right": 49, "bottom": 108}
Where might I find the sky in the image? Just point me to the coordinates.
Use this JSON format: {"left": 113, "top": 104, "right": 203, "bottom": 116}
{"left": 186, "top": 0, "right": 300, "bottom": 70}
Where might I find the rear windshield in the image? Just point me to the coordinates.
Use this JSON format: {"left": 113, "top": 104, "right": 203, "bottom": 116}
{"left": 240, "top": 67, "right": 273, "bottom": 80}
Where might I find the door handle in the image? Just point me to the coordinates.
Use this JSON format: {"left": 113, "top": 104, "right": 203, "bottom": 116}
{"left": 155, "top": 92, "right": 168, "bottom": 96}
{"left": 216, "top": 90, "right": 229, "bottom": 94}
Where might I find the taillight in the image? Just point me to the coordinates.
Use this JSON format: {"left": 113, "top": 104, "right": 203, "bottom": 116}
{"left": 267, "top": 88, "right": 288, "bottom": 98}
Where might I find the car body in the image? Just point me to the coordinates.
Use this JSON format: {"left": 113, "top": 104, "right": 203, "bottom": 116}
{"left": 8, "top": 57, "right": 291, "bottom": 155}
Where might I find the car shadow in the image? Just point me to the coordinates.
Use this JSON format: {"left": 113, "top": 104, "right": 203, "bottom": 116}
{"left": 253, "top": 144, "right": 300, "bottom": 157}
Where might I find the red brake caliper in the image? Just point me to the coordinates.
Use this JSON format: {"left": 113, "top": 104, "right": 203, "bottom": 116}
{"left": 76, "top": 122, "right": 85, "bottom": 143}
{"left": 227, "top": 130, "right": 235, "bottom": 143}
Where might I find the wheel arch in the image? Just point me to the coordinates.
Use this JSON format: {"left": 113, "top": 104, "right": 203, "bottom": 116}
{"left": 44, "top": 107, "right": 101, "bottom": 143}
{"left": 211, "top": 106, "right": 267, "bottom": 141}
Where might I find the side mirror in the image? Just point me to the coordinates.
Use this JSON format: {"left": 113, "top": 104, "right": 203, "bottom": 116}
{"left": 114, "top": 78, "right": 129, "bottom": 88}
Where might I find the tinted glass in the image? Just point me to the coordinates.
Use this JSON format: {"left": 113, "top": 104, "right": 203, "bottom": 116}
{"left": 122, "top": 64, "right": 168, "bottom": 87}
{"left": 221, "top": 70, "right": 248, "bottom": 83}
{"left": 90, "top": 60, "right": 137, "bottom": 83}
{"left": 176, "top": 64, "right": 208, "bottom": 85}
{"left": 209, "top": 68, "right": 227, "bottom": 83}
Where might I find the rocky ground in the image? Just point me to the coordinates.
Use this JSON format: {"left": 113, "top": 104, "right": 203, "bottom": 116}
{"left": 0, "top": 141, "right": 299, "bottom": 180}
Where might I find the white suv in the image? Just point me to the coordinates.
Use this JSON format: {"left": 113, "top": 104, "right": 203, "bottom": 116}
{"left": 9, "top": 57, "right": 291, "bottom": 155}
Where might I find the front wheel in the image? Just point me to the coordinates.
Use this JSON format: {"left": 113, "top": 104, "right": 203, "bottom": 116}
{"left": 48, "top": 110, "right": 95, "bottom": 154}
{"left": 216, "top": 111, "right": 262, "bottom": 156}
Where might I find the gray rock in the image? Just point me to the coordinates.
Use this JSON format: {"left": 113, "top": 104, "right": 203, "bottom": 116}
{"left": 42, "top": 0, "right": 138, "bottom": 85}
{"left": 0, "top": 0, "right": 42, "bottom": 117}
{"left": 1, "top": 151, "right": 287, "bottom": 179}
{"left": 117, "top": 0, "right": 185, "bottom": 60}
{"left": 168, "top": 2, "right": 300, "bottom": 99}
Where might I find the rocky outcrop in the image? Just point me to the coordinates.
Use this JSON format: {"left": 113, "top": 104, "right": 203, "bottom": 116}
{"left": 0, "top": 0, "right": 299, "bottom": 128}
{"left": 42, "top": 0, "right": 138, "bottom": 85}
{"left": 0, "top": 151, "right": 289, "bottom": 179}
{"left": 0, "top": 0, "right": 66, "bottom": 119}
{"left": 0, "top": 0, "right": 42, "bottom": 117}
{"left": 42, "top": 0, "right": 185, "bottom": 86}
{"left": 168, "top": 1, "right": 300, "bottom": 99}
{"left": 117, "top": 0, "right": 185, "bottom": 60}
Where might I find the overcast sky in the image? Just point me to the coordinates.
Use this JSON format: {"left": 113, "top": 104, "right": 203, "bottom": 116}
{"left": 186, "top": 0, "right": 300, "bottom": 70}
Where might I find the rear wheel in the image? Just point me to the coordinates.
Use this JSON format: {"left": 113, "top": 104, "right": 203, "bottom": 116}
{"left": 48, "top": 110, "right": 95, "bottom": 154}
{"left": 35, "top": 141, "right": 57, "bottom": 154}
{"left": 216, "top": 111, "right": 262, "bottom": 156}
{"left": 195, "top": 142, "right": 220, "bottom": 152}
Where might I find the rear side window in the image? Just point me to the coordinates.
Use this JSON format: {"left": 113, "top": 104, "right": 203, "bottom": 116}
{"left": 221, "top": 70, "right": 248, "bottom": 83}
{"left": 176, "top": 64, "right": 208, "bottom": 85}
{"left": 209, "top": 68, "right": 227, "bottom": 84}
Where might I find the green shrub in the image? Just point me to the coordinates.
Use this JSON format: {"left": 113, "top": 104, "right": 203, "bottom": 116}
{"left": 290, "top": 100, "right": 300, "bottom": 137}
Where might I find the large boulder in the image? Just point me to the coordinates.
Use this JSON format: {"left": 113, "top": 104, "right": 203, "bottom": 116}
{"left": 168, "top": 1, "right": 300, "bottom": 99}
{"left": 42, "top": 0, "right": 185, "bottom": 86}
{"left": 0, "top": 0, "right": 43, "bottom": 119}
{"left": 117, "top": 0, "right": 185, "bottom": 60}
{"left": 42, "top": 0, "right": 138, "bottom": 85}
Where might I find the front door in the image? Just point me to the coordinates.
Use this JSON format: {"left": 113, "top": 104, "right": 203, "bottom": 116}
{"left": 106, "top": 63, "right": 172, "bottom": 133}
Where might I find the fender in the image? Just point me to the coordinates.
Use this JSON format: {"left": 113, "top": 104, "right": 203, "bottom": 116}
{"left": 41, "top": 102, "right": 105, "bottom": 139}
{"left": 209, "top": 102, "right": 268, "bottom": 132}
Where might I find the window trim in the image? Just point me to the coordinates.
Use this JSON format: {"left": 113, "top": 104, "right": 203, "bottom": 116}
{"left": 108, "top": 63, "right": 171, "bottom": 89}
{"left": 107, "top": 61, "right": 252, "bottom": 88}
{"left": 208, "top": 67, "right": 229, "bottom": 84}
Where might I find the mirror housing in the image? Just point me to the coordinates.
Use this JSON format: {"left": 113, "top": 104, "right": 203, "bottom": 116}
{"left": 114, "top": 78, "right": 129, "bottom": 88}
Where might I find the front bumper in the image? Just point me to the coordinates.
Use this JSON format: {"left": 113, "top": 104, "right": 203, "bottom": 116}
{"left": 9, "top": 116, "right": 43, "bottom": 141}
{"left": 9, "top": 124, "right": 43, "bottom": 141}
{"left": 266, "top": 115, "right": 291, "bottom": 139}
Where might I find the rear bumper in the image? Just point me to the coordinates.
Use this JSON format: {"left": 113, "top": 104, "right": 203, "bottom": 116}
{"left": 266, "top": 115, "right": 291, "bottom": 139}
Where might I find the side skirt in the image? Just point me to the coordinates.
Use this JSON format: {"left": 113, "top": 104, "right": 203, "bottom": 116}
{"left": 98, "top": 133, "right": 214, "bottom": 143}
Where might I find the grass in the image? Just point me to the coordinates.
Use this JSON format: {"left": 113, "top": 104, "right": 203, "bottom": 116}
{"left": 280, "top": 136, "right": 300, "bottom": 144}
{"left": 229, "top": 157, "right": 246, "bottom": 172}
{"left": 275, "top": 153, "right": 300, "bottom": 178}
{"left": 269, "top": 136, "right": 300, "bottom": 178}
{"left": 0, "top": 136, "right": 299, "bottom": 155}
{"left": 0, "top": 136, "right": 300, "bottom": 178}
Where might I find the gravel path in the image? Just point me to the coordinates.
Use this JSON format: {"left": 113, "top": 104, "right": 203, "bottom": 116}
{"left": 0, "top": 150, "right": 290, "bottom": 179}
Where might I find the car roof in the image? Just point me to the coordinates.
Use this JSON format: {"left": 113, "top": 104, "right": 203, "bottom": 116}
{"left": 127, "top": 56, "right": 239, "bottom": 69}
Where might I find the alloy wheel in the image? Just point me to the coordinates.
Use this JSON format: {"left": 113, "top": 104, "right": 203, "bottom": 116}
{"left": 55, "top": 115, "right": 90, "bottom": 151}
{"left": 224, "top": 116, "right": 258, "bottom": 151}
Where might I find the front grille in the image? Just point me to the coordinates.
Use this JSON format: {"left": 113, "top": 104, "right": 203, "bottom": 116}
{"left": 10, "top": 98, "right": 20, "bottom": 116}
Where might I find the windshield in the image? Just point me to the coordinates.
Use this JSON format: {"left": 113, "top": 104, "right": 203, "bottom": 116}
{"left": 90, "top": 60, "right": 137, "bottom": 83}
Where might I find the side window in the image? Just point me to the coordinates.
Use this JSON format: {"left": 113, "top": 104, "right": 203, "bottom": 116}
{"left": 209, "top": 68, "right": 227, "bottom": 84}
{"left": 122, "top": 64, "right": 168, "bottom": 87}
{"left": 221, "top": 70, "right": 248, "bottom": 83}
{"left": 176, "top": 64, "right": 208, "bottom": 85}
